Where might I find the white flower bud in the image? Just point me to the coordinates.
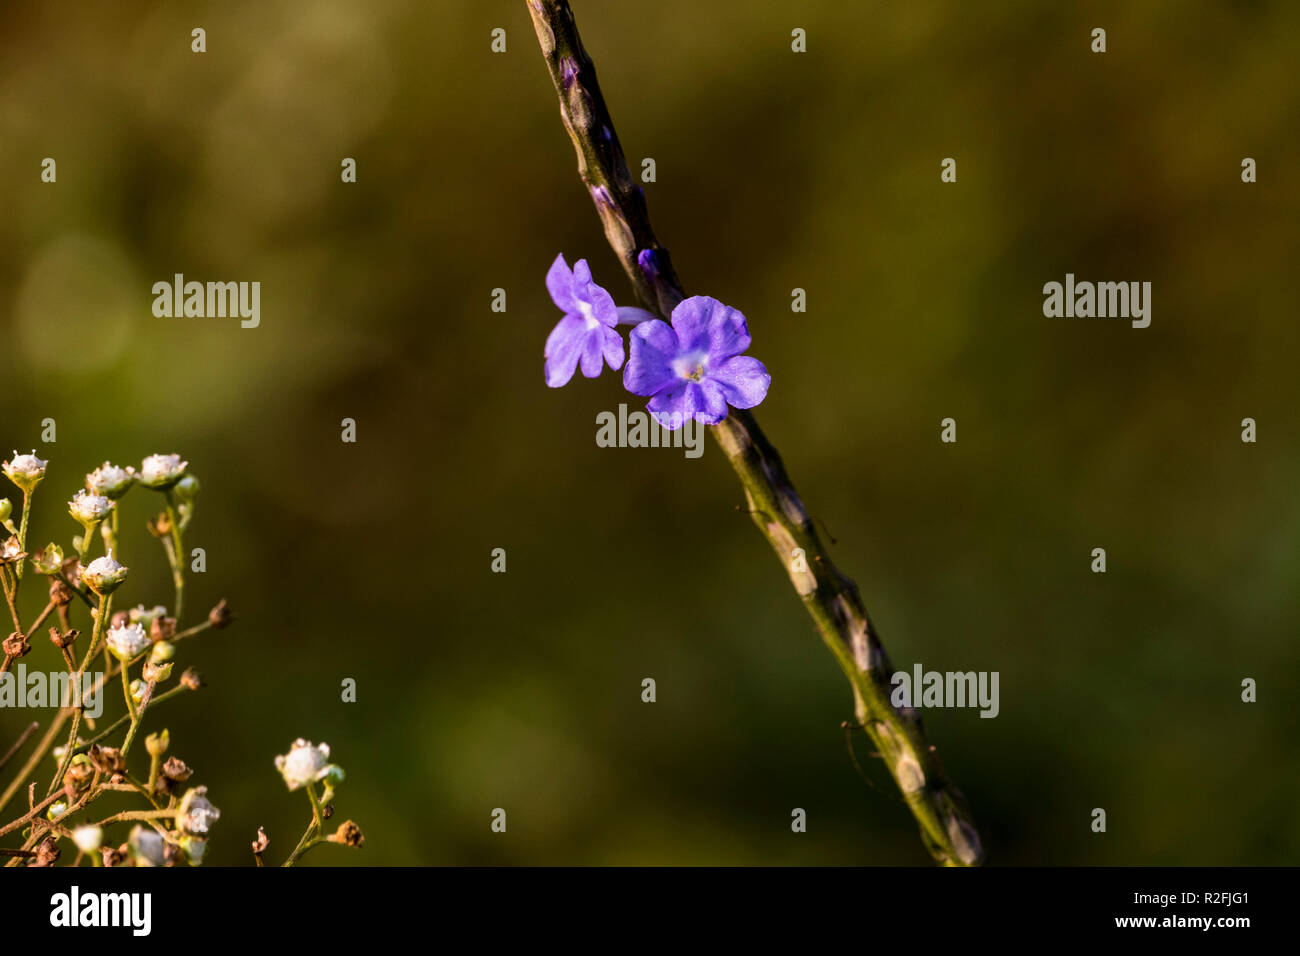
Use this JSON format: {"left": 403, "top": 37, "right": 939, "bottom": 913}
{"left": 3, "top": 451, "right": 48, "bottom": 493}
{"left": 68, "top": 489, "right": 113, "bottom": 526}
{"left": 274, "top": 738, "right": 341, "bottom": 791}
{"left": 130, "top": 604, "right": 167, "bottom": 628}
{"left": 128, "top": 825, "right": 167, "bottom": 867}
{"left": 176, "top": 786, "right": 221, "bottom": 836}
{"left": 72, "top": 825, "right": 104, "bottom": 854}
{"left": 106, "top": 622, "right": 151, "bottom": 662}
{"left": 139, "top": 453, "right": 188, "bottom": 489}
{"left": 85, "top": 462, "right": 136, "bottom": 499}
{"left": 82, "top": 551, "right": 129, "bottom": 594}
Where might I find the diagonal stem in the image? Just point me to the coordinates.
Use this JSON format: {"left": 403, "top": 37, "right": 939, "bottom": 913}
{"left": 525, "top": 0, "right": 983, "bottom": 865}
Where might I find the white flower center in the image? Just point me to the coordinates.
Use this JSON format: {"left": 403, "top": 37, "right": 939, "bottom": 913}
{"left": 672, "top": 351, "right": 709, "bottom": 382}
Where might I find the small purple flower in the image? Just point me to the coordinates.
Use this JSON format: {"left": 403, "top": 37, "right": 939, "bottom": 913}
{"left": 543, "top": 255, "right": 657, "bottom": 387}
{"left": 623, "top": 296, "right": 771, "bottom": 429}
{"left": 543, "top": 254, "right": 625, "bottom": 387}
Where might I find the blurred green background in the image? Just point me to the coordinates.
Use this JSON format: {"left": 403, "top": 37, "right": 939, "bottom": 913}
{"left": 1, "top": 0, "right": 1297, "bottom": 865}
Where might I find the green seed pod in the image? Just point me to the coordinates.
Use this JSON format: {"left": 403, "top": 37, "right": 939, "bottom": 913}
{"left": 32, "top": 543, "right": 64, "bottom": 575}
{"left": 173, "top": 474, "right": 200, "bottom": 504}
{"left": 145, "top": 729, "right": 171, "bottom": 757}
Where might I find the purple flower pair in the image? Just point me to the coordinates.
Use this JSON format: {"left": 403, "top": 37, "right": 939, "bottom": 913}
{"left": 543, "top": 254, "right": 771, "bottom": 429}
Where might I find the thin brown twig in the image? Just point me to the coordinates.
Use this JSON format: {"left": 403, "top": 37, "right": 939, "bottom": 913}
{"left": 0, "top": 721, "right": 39, "bottom": 775}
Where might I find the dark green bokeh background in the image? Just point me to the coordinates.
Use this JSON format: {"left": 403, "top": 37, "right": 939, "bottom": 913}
{"left": 1, "top": 0, "right": 1297, "bottom": 864}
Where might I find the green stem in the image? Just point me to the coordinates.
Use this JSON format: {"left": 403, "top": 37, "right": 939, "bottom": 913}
{"left": 14, "top": 491, "right": 31, "bottom": 580}
{"left": 49, "top": 592, "right": 112, "bottom": 797}
{"left": 56, "top": 571, "right": 96, "bottom": 610}
{"left": 525, "top": 0, "right": 983, "bottom": 866}
{"left": 121, "top": 677, "right": 153, "bottom": 760}
{"left": 283, "top": 783, "right": 324, "bottom": 867}
{"left": 308, "top": 782, "right": 324, "bottom": 827}
{"left": 73, "top": 684, "right": 188, "bottom": 756}
{"left": 120, "top": 664, "right": 138, "bottom": 722}
{"left": 77, "top": 521, "right": 100, "bottom": 562}
{"left": 102, "top": 509, "right": 119, "bottom": 558}
{"left": 163, "top": 493, "right": 184, "bottom": 621}
{"left": 91, "top": 807, "right": 174, "bottom": 827}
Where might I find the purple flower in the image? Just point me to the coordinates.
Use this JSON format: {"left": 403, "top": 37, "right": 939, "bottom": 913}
{"left": 543, "top": 255, "right": 625, "bottom": 387}
{"left": 623, "top": 296, "right": 771, "bottom": 429}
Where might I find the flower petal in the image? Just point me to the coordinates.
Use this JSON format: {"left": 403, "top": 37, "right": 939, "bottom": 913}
{"left": 710, "top": 355, "right": 771, "bottom": 409}
{"left": 668, "top": 295, "right": 715, "bottom": 353}
{"left": 707, "top": 304, "right": 751, "bottom": 362}
{"left": 544, "top": 313, "right": 588, "bottom": 387}
{"left": 615, "top": 306, "right": 659, "bottom": 326}
{"left": 601, "top": 325, "right": 625, "bottom": 371}
{"left": 579, "top": 327, "right": 605, "bottom": 378}
{"left": 545, "top": 254, "right": 576, "bottom": 313}
{"left": 649, "top": 380, "right": 728, "bottom": 427}
{"left": 571, "top": 259, "right": 618, "bottom": 327}
{"left": 623, "top": 319, "right": 680, "bottom": 396}
{"left": 694, "top": 379, "right": 730, "bottom": 424}
{"left": 646, "top": 383, "right": 689, "bottom": 430}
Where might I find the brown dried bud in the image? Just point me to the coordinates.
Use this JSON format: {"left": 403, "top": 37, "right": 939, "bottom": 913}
{"left": 30, "top": 837, "right": 61, "bottom": 867}
{"left": 327, "top": 820, "right": 365, "bottom": 848}
{"left": 251, "top": 827, "right": 270, "bottom": 855}
{"left": 150, "top": 616, "right": 176, "bottom": 643}
{"left": 101, "top": 844, "right": 126, "bottom": 867}
{"left": 322, "top": 803, "right": 335, "bottom": 820}
{"left": 2, "top": 631, "right": 31, "bottom": 660}
{"left": 161, "top": 756, "right": 192, "bottom": 782}
{"left": 0, "top": 537, "right": 26, "bottom": 567}
{"left": 88, "top": 744, "right": 126, "bottom": 776}
{"left": 180, "top": 667, "right": 204, "bottom": 691}
{"left": 146, "top": 512, "right": 172, "bottom": 537}
{"left": 48, "top": 576, "right": 73, "bottom": 607}
{"left": 63, "top": 757, "right": 94, "bottom": 791}
{"left": 48, "top": 627, "right": 79, "bottom": 650}
{"left": 60, "top": 557, "right": 82, "bottom": 588}
{"left": 208, "top": 599, "right": 232, "bottom": 629}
